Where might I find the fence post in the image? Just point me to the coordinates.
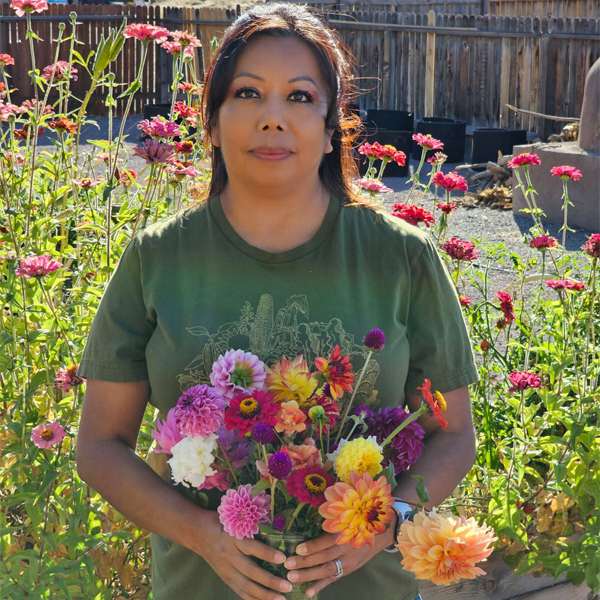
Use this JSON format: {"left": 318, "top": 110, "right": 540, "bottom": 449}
{"left": 0, "top": 5, "right": 7, "bottom": 56}
{"left": 480, "top": 0, "right": 489, "bottom": 14}
{"left": 424, "top": 10, "right": 436, "bottom": 118}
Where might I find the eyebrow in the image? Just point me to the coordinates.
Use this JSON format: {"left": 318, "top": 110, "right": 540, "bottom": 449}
{"left": 232, "top": 72, "right": 318, "bottom": 86}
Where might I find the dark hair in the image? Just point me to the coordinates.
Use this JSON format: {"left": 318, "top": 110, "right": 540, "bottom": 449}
{"left": 193, "top": 2, "right": 374, "bottom": 209}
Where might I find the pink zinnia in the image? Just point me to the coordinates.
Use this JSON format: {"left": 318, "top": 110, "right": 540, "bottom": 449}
{"left": 0, "top": 54, "right": 14, "bottom": 67}
{"left": 173, "top": 384, "right": 225, "bottom": 438}
{"left": 73, "top": 178, "right": 102, "bottom": 190}
{"left": 170, "top": 30, "right": 202, "bottom": 48}
{"left": 441, "top": 238, "right": 479, "bottom": 261}
{"left": 138, "top": 117, "right": 181, "bottom": 139}
{"left": 355, "top": 178, "right": 393, "bottom": 193}
{"left": 15, "top": 254, "right": 62, "bottom": 278}
{"left": 53, "top": 365, "right": 84, "bottom": 393}
{"left": 41, "top": 61, "right": 78, "bottom": 83}
{"left": 224, "top": 390, "right": 278, "bottom": 436}
{"left": 459, "top": 295, "right": 472, "bottom": 308}
{"left": 546, "top": 279, "right": 586, "bottom": 292}
{"left": 581, "top": 234, "right": 600, "bottom": 258}
{"left": 412, "top": 133, "right": 444, "bottom": 151}
{"left": 0, "top": 103, "right": 19, "bottom": 122}
{"left": 550, "top": 165, "right": 582, "bottom": 181}
{"left": 132, "top": 139, "right": 175, "bottom": 164}
{"left": 210, "top": 349, "right": 266, "bottom": 401}
{"left": 286, "top": 465, "right": 335, "bottom": 508}
{"left": 164, "top": 162, "right": 198, "bottom": 178}
{"left": 31, "top": 422, "right": 65, "bottom": 449}
{"left": 530, "top": 235, "right": 558, "bottom": 251}
{"left": 217, "top": 484, "right": 270, "bottom": 539}
{"left": 123, "top": 23, "right": 170, "bottom": 44}
{"left": 508, "top": 371, "right": 542, "bottom": 393}
{"left": 117, "top": 168, "right": 138, "bottom": 188}
{"left": 427, "top": 152, "right": 447, "bottom": 165}
{"left": 392, "top": 203, "right": 435, "bottom": 228}
{"left": 18, "top": 98, "right": 54, "bottom": 116}
{"left": 433, "top": 171, "right": 468, "bottom": 192}
{"left": 152, "top": 408, "right": 184, "bottom": 454}
{"left": 496, "top": 291, "right": 516, "bottom": 323}
{"left": 436, "top": 202, "right": 457, "bottom": 215}
{"left": 10, "top": 0, "right": 48, "bottom": 17}
{"left": 507, "top": 153, "right": 541, "bottom": 169}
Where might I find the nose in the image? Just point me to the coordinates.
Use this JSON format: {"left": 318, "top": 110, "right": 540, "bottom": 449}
{"left": 257, "top": 95, "right": 288, "bottom": 132}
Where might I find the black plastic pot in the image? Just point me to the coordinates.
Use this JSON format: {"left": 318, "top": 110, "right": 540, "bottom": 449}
{"left": 143, "top": 102, "right": 171, "bottom": 121}
{"left": 365, "top": 109, "right": 414, "bottom": 133}
{"left": 356, "top": 128, "right": 412, "bottom": 178}
{"left": 471, "top": 128, "right": 528, "bottom": 164}
{"left": 412, "top": 117, "right": 466, "bottom": 163}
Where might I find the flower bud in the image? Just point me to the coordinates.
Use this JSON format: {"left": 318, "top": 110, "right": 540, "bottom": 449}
{"left": 480, "top": 340, "right": 491, "bottom": 352}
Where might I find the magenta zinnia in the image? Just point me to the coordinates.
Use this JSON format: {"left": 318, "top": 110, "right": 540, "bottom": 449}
{"left": 173, "top": 384, "right": 225, "bottom": 438}
{"left": 530, "top": 235, "right": 558, "bottom": 251}
{"left": 210, "top": 349, "right": 266, "bottom": 401}
{"left": 432, "top": 171, "right": 468, "bottom": 192}
{"left": 31, "top": 422, "right": 66, "bottom": 449}
{"left": 224, "top": 390, "right": 278, "bottom": 436}
{"left": 496, "top": 291, "right": 516, "bottom": 323}
{"left": 42, "top": 61, "right": 78, "bottom": 83}
{"left": 441, "top": 238, "right": 479, "bottom": 261}
{"left": 123, "top": 23, "right": 170, "bottom": 44}
{"left": 550, "top": 165, "right": 582, "bottom": 181}
{"left": 138, "top": 117, "right": 181, "bottom": 139}
{"left": 507, "top": 153, "right": 541, "bottom": 169}
{"left": 392, "top": 204, "right": 436, "bottom": 228}
{"left": 412, "top": 133, "right": 444, "bottom": 151}
{"left": 132, "top": 139, "right": 175, "bottom": 164}
{"left": 286, "top": 465, "right": 335, "bottom": 508}
{"left": 508, "top": 371, "right": 542, "bottom": 393}
{"left": 546, "top": 279, "right": 586, "bottom": 292}
{"left": 217, "top": 484, "right": 270, "bottom": 540}
{"left": 582, "top": 234, "right": 600, "bottom": 258}
{"left": 355, "top": 178, "right": 393, "bottom": 193}
{"left": 15, "top": 254, "right": 62, "bottom": 278}
{"left": 53, "top": 365, "right": 84, "bottom": 393}
{"left": 10, "top": 0, "right": 48, "bottom": 17}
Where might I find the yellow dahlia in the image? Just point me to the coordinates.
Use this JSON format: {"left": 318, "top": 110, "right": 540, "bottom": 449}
{"left": 265, "top": 355, "right": 317, "bottom": 406}
{"left": 396, "top": 509, "right": 497, "bottom": 585}
{"left": 328, "top": 436, "right": 383, "bottom": 484}
{"left": 318, "top": 471, "right": 394, "bottom": 549}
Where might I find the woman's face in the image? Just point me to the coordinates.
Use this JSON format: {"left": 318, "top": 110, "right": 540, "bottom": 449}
{"left": 211, "top": 35, "right": 334, "bottom": 191}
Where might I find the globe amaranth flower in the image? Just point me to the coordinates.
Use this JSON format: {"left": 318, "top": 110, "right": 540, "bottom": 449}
{"left": 319, "top": 471, "right": 394, "bottom": 549}
{"left": 31, "top": 421, "right": 66, "bottom": 449}
{"left": 15, "top": 254, "right": 62, "bottom": 278}
{"left": 546, "top": 279, "right": 586, "bottom": 292}
{"left": 42, "top": 61, "right": 78, "bottom": 83}
{"left": 53, "top": 365, "right": 84, "bottom": 393}
{"left": 168, "top": 433, "right": 218, "bottom": 488}
{"left": 550, "top": 165, "right": 582, "bottom": 181}
{"left": 10, "top": 0, "right": 48, "bottom": 17}
{"left": 582, "top": 234, "right": 600, "bottom": 258}
{"left": 441, "top": 238, "right": 479, "bottom": 261}
{"left": 268, "top": 451, "right": 293, "bottom": 480}
{"left": 138, "top": 117, "right": 181, "bottom": 139}
{"left": 314, "top": 346, "right": 354, "bottom": 400}
{"left": 436, "top": 202, "right": 457, "bottom": 215}
{"left": 132, "top": 139, "right": 175, "bottom": 164}
{"left": 217, "top": 484, "right": 270, "bottom": 540}
{"left": 507, "top": 153, "right": 541, "bottom": 169}
{"left": 286, "top": 465, "right": 335, "bottom": 508}
{"left": 496, "top": 291, "right": 516, "bottom": 323}
{"left": 366, "top": 406, "right": 425, "bottom": 475}
{"left": 0, "top": 54, "right": 15, "bottom": 68}
{"left": 273, "top": 515, "right": 287, "bottom": 531}
{"left": 459, "top": 296, "right": 472, "bottom": 308}
{"left": 508, "top": 371, "right": 542, "bottom": 393}
{"left": 173, "top": 384, "right": 225, "bottom": 438}
{"left": 224, "top": 390, "right": 278, "bottom": 436}
{"left": 418, "top": 379, "right": 448, "bottom": 430}
{"left": 327, "top": 436, "right": 384, "bottom": 484}
{"left": 275, "top": 400, "right": 307, "bottom": 437}
{"left": 210, "top": 349, "right": 266, "bottom": 401}
{"left": 432, "top": 171, "right": 468, "bottom": 192}
{"left": 152, "top": 408, "right": 185, "bottom": 454}
{"left": 412, "top": 133, "right": 444, "bottom": 151}
{"left": 123, "top": 23, "right": 170, "bottom": 44}
{"left": 530, "top": 235, "right": 558, "bottom": 251}
{"left": 355, "top": 178, "right": 393, "bottom": 194}
{"left": 391, "top": 203, "right": 435, "bottom": 228}
{"left": 363, "top": 329, "right": 386, "bottom": 352}
{"left": 265, "top": 354, "right": 317, "bottom": 406}
{"left": 251, "top": 422, "right": 275, "bottom": 445}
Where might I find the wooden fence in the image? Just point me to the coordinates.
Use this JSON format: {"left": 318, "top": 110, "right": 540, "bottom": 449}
{"left": 1, "top": 4, "right": 599, "bottom": 139}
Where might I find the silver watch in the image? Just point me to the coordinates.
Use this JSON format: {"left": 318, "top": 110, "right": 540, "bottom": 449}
{"left": 384, "top": 499, "right": 413, "bottom": 553}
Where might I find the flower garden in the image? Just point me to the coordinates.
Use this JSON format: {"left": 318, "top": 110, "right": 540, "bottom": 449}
{"left": 0, "top": 3, "right": 599, "bottom": 599}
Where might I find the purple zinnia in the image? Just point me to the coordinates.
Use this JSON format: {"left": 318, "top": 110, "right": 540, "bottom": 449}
{"left": 217, "top": 484, "right": 270, "bottom": 540}
{"left": 268, "top": 451, "right": 293, "bottom": 480}
{"left": 366, "top": 406, "right": 425, "bottom": 475}
{"left": 173, "top": 384, "right": 225, "bottom": 438}
{"left": 132, "top": 139, "right": 175, "bottom": 164}
{"left": 252, "top": 423, "right": 276, "bottom": 445}
{"left": 210, "top": 349, "right": 266, "bottom": 401}
{"left": 364, "top": 329, "right": 386, "bottom": 351}
{"left": 273, "top": 515, "right": 287, "bottom": 531}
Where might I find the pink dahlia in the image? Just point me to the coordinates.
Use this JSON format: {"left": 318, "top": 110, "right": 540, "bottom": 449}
{"left": 53, "top": 365, "right": 84, "bottom": 393}
{"left": 210, "top": 349, "right": 266, "bottom": 401}
{"left": 436, "top": 202, "right": 457, "bottom": 215}
{"left": 507, "top": 153, "right": 541, "bottom": 169}
{"left": 582, "top": 234, "right": 600, "bottom": 258}
{"left": 152, "top": 408, "right": 185, "bottom": 454}
{"left": 173, "top": 384, "right": 225, "bottom": 437}
{"left": 392, "top": 203, "right": 435, "bottom": 228}
{"left": 123, "top": 23, "right": 170, "bottom": 44}
{"left": 355, "top": 178, "right": 393, "bottom": 193}
{"left": 15, "top": 254, "right": 62, "bottom": 278}
{"left": 508, "top": 371, "right": 542, "bottom": 393}
{"left": 138, "top": 117, "right": 181, "bottom": 139}
{"left": 217, "top": 484, "right": 270, "bottom": 539}
{"left": 42, "top": 61, "right": 78, "bottom": 83}
{"left": 132, "top": 139, "right": 175, "bottom": 164}
{"left": 31, "top": 421, "right": 65, "bottom": 449}
{"left": 224, "top": 390, "right": 278, "bottom": 436}
{"left": 412, "top": 133, "right": 444, "bottom": 151}
{"left": 496, "top": 291, "right": 516, "bottom": 323}
{"left": 286, "top": 465, "right": 335, "bottom": 508}
{"left": 546, "top": 279, "right": 586, "bottom": 292}
{"left": 10, "top": 0, "right": 48, "bottom": 17}
{"left": 441, "top": 238, "right": 479, "bottom": 261}
{"left": 433, "top": 171, "right": 468, "bottom": 192}
{"left": 550, "top": 165, "right": 582, "bottom": 181}
{"left": 530, "top": 235, "right": 558, "bottom": 251}
{"left": 0, "top": 54, "right": 14, "bottom": 68}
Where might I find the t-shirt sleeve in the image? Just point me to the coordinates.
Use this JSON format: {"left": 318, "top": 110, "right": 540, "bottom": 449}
{"left": 77, "top": 234, "right": 156, "bottom": 382}
{"left": 404, "top": 236, "right": 480, "bottom": 396}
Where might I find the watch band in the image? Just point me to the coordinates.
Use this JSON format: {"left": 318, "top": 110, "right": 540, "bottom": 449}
{"left": 384, "top": 499, "right": 413, "bottom": 553}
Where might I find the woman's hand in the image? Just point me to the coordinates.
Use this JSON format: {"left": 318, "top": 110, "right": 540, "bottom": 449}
{"left": 283, "top": 518, "right": 397, "bottom": 599}
{"left": 195, "top": 511, "right": 294, "bottom": 600}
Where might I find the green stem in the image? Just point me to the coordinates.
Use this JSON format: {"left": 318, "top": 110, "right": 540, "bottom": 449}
{"left": 381, "top": 406, "right": 426, "bottom": 448}
{"left": 285, "top": 502, "right": 305, "bottom": 533}
{"left": 217, "top": 439, "right": 239, "bottom": 487}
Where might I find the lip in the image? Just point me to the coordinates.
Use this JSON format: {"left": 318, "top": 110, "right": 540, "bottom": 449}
{"left": 250, "top": 149, "right": 293, "bottom": 161}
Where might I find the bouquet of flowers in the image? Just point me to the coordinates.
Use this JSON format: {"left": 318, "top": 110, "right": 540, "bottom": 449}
{"left": 151, "top": 329, "right": 495, "bottom": 597}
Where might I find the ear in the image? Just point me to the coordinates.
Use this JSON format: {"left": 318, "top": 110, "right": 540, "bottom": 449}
{"left": 211, "top": 120, "right": 220, "bottom": 148}
{"left": 324, "top": 128, "right": 334, "bottom": 154}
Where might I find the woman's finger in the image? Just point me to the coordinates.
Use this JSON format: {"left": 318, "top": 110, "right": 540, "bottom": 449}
{"left": 305, "top": 576, "right": 337, "bottom": 599}
{"left": 294, "top": 532, "right": 338, "bottom": 557}
{"left": 235, "top": 552, "right": 295, "bottom": 596}
{"left": 236, "top": 538, "right": 287, "bottom": 564}
{"left": 286, "top": 557, "right": 341, "bottom": 583}
{"left": 284, "top": 543, "right": 343, "bottom": 570}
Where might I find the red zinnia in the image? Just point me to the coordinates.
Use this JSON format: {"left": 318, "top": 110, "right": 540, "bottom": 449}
{"left": 441, "top": 238, "right": 479, "bottom": 261}
{"left": 545, "top": 279, "right": 586, "bottom": 292}
{"left": 550, "top": 165, "right": 582, "bottom": 181}
{"left": 507, "top": 153, "right": 541, "bottom": 169}
{"left": 286, "top": 465, "right": 335, "bottom": 508}
{"left": 581, "top": 234, "right": 600, "bottom": 258}
{"left": 508, "top": 371, "right": 542, "bottom": 393}
{"left": 391, "top": 203, "right": 435, "bottom": 228}
{"left": 224, "top": 390, "right": 278, "bottom": 436}
{"left": 459, "top": 295, "right": 472, "bottom": 308}
{"left": 314, "top": 346, "right": 354, "bottom": 400}
{"left": 417, "top": 379, "right": 447, "bottom": 430}
{"left": 412, "top": 133, "right": 444, "bottom": 151}
{"left": 496, "top": 291, "right": 516, "bottom": 323}
{"left": 432, "top": 171, "right": 468, "bottom": 192}
{"left": 436, "top": 202, "right": 457, "bottom": 215}
{"left": 530, "top": 235, "right": 558, "bottom": 251}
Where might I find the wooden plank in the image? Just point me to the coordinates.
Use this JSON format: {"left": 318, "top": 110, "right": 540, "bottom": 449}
{"left": 424, "top": 10, "right": 436, "bottom": 116}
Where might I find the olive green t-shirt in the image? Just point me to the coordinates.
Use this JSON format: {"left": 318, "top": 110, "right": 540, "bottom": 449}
{"left": 78, "top": 194, "right": 479, "bottom": 600}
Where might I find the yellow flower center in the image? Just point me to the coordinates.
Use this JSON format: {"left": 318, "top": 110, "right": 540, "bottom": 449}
{"left": 433, "top": 391, "right": 446, "bottom": 411}
{"left": 304, "top": 473, "right": 327, "bottom": 494}
{"left": 298, "top": 396, "right": 317, "bottom": 410}
{"left": 39, "top": 426, "right": 54, "bottom": 440}
{"left": 239, "top": 398, "right": 259, "bottom": 418}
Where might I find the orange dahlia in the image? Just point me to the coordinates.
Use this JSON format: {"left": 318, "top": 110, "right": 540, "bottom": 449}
{"left": 396, "top": 510, "right": 497, "bottom": 585}
{"left": 265, "top": 355, "right": 317, "bottom": 406}
{"left": 314, "top": 346, "right": 354, "bottom": 400}
{"left": 318, "top": 471, "right": 394, "bottom": 549}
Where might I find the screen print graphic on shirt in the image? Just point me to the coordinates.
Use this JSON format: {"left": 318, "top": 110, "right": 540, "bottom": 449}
{"left": 175, "top": 293, "right": 380, "bottom": 407}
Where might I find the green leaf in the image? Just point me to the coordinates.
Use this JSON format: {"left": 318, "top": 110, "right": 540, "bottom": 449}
{"left": 412, "top": 475, "right": 430, "bottom": 504}
{"left": 376, "top": 463, "right": 396, "bottom": 489}
{"left": 117, "top": 80, "right": 141, "bottom": 99}
{"left": 252, "top": 480, "right": 271, "bottom": 496}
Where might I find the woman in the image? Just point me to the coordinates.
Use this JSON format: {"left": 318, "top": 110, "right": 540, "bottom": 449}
{"left": 76, "top": 4, "right": 480, "bottom": 600}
